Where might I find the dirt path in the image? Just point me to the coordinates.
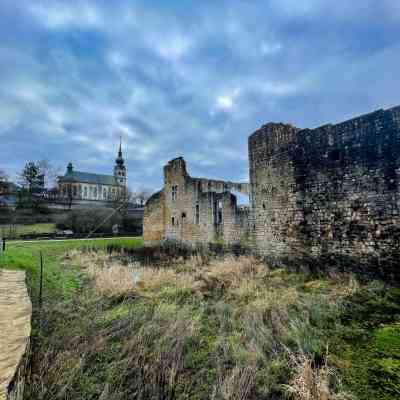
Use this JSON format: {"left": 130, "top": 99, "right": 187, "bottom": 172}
{"left": 0, "top": 270, "right": 32, "bottom": 400}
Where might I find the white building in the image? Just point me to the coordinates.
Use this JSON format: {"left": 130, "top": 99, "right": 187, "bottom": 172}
{"left": 57, "top": 141, "right": 127, "bottom": 203}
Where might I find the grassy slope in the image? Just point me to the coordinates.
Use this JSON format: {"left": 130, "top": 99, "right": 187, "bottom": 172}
{"left": 1, "top": 241, "right": 399, "bottom": 399}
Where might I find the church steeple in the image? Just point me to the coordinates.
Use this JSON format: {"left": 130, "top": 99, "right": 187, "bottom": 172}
{"left": 114, "top": 136, "right": 127, "bottom": 186}
{"left": 116, "top": 136, "right": 125, "bottom": 167}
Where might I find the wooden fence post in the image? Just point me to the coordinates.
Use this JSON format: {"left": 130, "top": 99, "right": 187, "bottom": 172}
{"left": 39, "top": 251, "right": 44, "bottom": 309}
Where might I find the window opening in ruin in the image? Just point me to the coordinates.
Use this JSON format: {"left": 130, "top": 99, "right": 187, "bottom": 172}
{"left": 195, "top": 203, "right": 200, "bottom": 224}
{"left": 172, "top": 185, "right": 178, "bottom": 201}
{"left": 217, "top": 200, "right": 223, "bottom": 224}
{"left": 197, "top": 181, "right": 201, "bottom": 199}
{"left": 172, "top": 217, "right": 175, "bottom": 226}
{"left": 330, "top": 149, "right": 340, "bottom": 161}
{"left": 263, "top": 203, "right": 266, "bottom": 210}
{"left": 182, "top": 212, "right": 186, "bottom": 218}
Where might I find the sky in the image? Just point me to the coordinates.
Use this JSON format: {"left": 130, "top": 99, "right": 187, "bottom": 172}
{"left": 1, "top": 0, "right": 399, "bottom": 191}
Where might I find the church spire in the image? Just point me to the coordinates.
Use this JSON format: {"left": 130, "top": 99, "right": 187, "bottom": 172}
{"left": 118, "top": 135, "right": 122, "bottom": 158}
{"left": 114, "top": 136, "right": 127, "bottom": 186}
{"left": 116, "top": 136, "right": 124, "bottom": 166}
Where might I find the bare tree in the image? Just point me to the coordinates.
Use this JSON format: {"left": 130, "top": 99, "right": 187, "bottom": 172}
{"left": 36, "top": 159, "right": 62, "bottom": 189}
{"left": 131, "top": 188, "right": 152, "bottom": 207}
{"left": 112, "top": 186, "right": 130, "bottom": 213}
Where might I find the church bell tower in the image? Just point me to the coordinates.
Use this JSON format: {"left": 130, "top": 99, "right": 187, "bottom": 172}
{"left": 114, "top": 137, "right": 127, "bottom": 187}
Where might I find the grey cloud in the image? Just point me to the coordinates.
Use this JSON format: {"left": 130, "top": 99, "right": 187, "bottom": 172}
{"left": 1, "top": 0, "right": 399, "bottom": 191}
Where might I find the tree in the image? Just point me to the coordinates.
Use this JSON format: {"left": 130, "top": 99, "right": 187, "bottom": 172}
{"left": 19, "top": 162, "right": 43, "bottom": 192}
{"left": 36, "top": 159, "right": 61, "bottom": 189}
{"left": 18, "top": 162, "right": 46, "bottom": 209}
{"left": 131, "top": 188, "right": 152, "bottom": 207}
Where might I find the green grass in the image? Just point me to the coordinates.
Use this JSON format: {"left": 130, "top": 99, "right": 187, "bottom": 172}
{"left": 333, "top": 286, "right": 400, "bottom": 399}
{"left": 0, "top": 223, "right": 57, "bottom": 238}
{"left": 0, "top": 237, "right": 143, "bottom": 301}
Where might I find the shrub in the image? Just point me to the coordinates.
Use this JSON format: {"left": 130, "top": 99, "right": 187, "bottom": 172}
{"left": 57, "top": 209, "right": 122, "bottom": 235}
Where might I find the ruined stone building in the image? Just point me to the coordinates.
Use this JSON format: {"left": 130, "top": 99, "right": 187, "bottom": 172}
{"left": 249, "top": 106, "right": 400, "bottom": 271}
{"left": 144, "top": 105, "right": 400, "bottom": 274}
{"left": 144, "top": 157, "right": 250, "bottom": 245}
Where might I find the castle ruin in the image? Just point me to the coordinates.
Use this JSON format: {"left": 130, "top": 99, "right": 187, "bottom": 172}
{"left": 144, "top": 106, "right": 400, "bottom": 276}
{"left": 144, "top": 157, "right": 250, "bottom": 245}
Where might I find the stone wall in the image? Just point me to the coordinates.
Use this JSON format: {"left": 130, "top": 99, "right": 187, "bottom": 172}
{"left": 249, "top": 106, "right": 400, "bottom": 277}
{"left": 143, "top": 190, "right": 165, "bottom": 243}
{"left": 0, "top": 270, "right": 32, "bottom": 400}
{"left": 144, "top": 157, "right": 250, "bottom": 246}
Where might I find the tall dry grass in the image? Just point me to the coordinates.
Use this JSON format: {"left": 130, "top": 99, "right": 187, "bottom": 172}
{"left": 60, "top": 249, "right": 358, "bottom": 400}
{"left": 283, "top": 352, "right": 354, "bottom": 400}
{"left": 66, "top": 250, "right": 266, "bottom": 300}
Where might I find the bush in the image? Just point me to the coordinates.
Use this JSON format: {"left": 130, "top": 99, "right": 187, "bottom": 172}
{"left": 56, "top": 209, "right": 122, "bottom": 235}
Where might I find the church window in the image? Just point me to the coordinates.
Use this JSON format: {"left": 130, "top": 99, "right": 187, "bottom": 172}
{"left": 84, "top": 187, "right": 87, "bottom": 198}
{"left": 73, "top": 186, "right": 77, "bottom": 197}
{"left": 103, "top": 188, "right": 107, "bottom": 199}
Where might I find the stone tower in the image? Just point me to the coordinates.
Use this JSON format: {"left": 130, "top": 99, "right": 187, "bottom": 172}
{"left": 114, "top": 137, "right": 127, "bottom": 187}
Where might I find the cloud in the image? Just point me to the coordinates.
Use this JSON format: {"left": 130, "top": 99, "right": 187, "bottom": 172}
{"left": 260, "top": 41, "right": 282, "bottom": 56}
{"left": 214, "top": 88, "right": 241, "bottom": 112}
{"left": 1, "top": 0, "right": 400, "bottom": 190}
{"left": 28, "top": 1, "right": 104, "bottom": 30}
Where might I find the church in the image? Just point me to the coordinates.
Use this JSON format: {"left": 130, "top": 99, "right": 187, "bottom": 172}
{"left": 57, "top": 141, "right": 127, "bottom": 204}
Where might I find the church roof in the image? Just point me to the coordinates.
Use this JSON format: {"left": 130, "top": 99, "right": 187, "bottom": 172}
{"left": 58, "top": 171, "right": 118, "bottom": 186}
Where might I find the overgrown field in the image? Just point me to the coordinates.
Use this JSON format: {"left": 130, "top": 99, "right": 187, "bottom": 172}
{"left": 9, "top": 242, "right": 399, "bottom": 400}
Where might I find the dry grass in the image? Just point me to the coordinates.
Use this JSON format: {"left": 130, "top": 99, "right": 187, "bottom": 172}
{"left": 283, "top": 352, "right": 354, "bottom": 400}
{"left": 58, "top": 249, "right": 362, "bottom": 400}
{"left": 66, "top": 251, "right": 266, "bottom": 300}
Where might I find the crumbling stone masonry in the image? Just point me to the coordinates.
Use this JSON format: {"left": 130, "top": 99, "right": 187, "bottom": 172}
{"left": 249, "top": 106, "right": 400, "bottom": 276}
{"left": 143, "top": 157, "right": 250, "bottom": 245}
{"left": 144, "top": 106, "right": 400, "bottom": 277}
